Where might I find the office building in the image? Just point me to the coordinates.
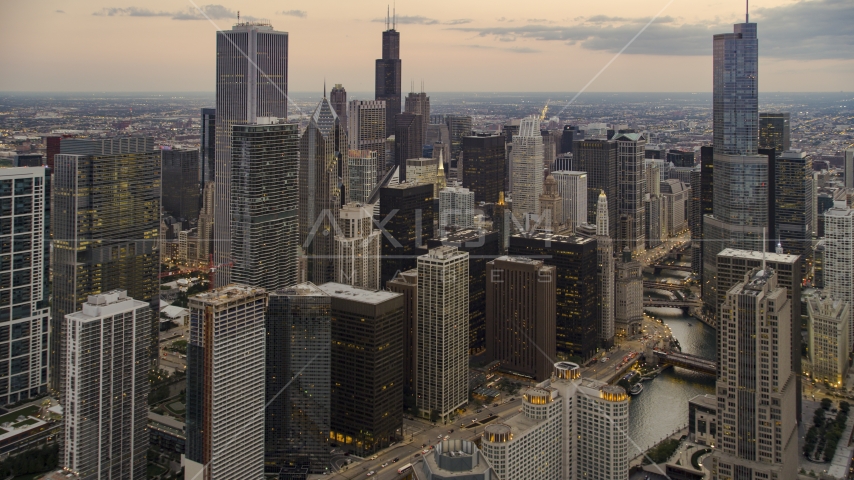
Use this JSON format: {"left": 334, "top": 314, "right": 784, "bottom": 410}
{"left": 480, "top": 362, "right": 629, "bottom": 480}
{"left": 615, "top": 248, "right": 643, "bottom": 337}
{"left": 645, "top": 193, "right": 665, "bottom": 249}
{"left": 689, "top": 166, "right": 703, "bottom": 273}
{"left": 713, "top": 18, "right": 758, "bottom": 156}
{"left": 318, "top": 283, "right": 404, "bottom": 455}
{"left": 196, "top": 182, "right": 215, "bottom": 265}
{"left": 0, "top": 168, "right": 49, "bottom": 405}
{"left": 417, "top": 440, "right": 497, "bottom": 480}
{"left": 439, "top": 184, "right": 475, "bottom": 233}
{"left": 461, "top": 134, "right": 505, "bottom": 204}
{"left": 485, "top": 256, "right": 556, "bottom": 380}
{"left": 845, "top": 148, "right": 854, "bottom": 189}
{"left": 13, "top": 154, "right": 43, "bottom": 167}
{"left": 185, "top": 285, "right": 267, "bottom": 480}
{"left": 551, "top": 171, "right": 587, "bottom": 229}
{"left": 416, "top": 247, "right": 469, "bottom": 424}
{"left": 395, "top": 112, "right": 424, "bottom": 182}
{"left": 62, "top": 291, "right": 150, "bottom": 479}
{"left": 329, "top": 83, "right": 347, "bottom": 132}
{"left": 348, "top": 149, "right": 378, "bottom": 204}
{"left": 265, "top": 284, "right": 331, "bottom": 474}
{"left": 710, "top": 268, "right": 798, "bottom": 480}
{"left": 405, "top": 89, "right": 430, "bottom": 142}
{"left": 300, "top": 97, "right": 345, "bottom": 285}
{"left": 661, "top": 179, "right": 690, "bottom": 237}
{"left": 559, "top": 125, "right": 584, "bottom": 155}
{"left": 162, "top": 148, "right": 200, "bottom": 223}
{"left": 509, "top": 234, "right": 598, "bottom": 359}
{"left": 52, "top": 138, "right": 160, "bottom": 393}
{"left": 775, "top": 150, "right": 814, "bottom": 269}
{"left": 445, "top": 115, "right": 472, "bottom": 166}
{"left": 376, "top": 15, "right": 401, "bottom": 137}
{"left": 759, "top": 112, "right": 791, "bottom": 153}
{"left": 614, "top": 133, "right": 646, "bottom": 254}
{"left": 406, "top": 157, "right": 439, "bottom": 196}
{"left": 335, "top": 203, "right": 381, "bottom": 290}
{"left": 386, "top": 269, "right": 418, "bottom": 398}
{"left": 214, "top": 21, "right": 288, "bottom": 286}
{"left": 807, "top": 293, "right": 850, "bottom": 388}
{"left": 667, "top": 149, "right": 695, "bottom": 167}
{"left": 537, "top": 175, "right": 564, "bottom": 233}
{"left": 231, "top": 121, "right": 299, "bottom": 291}
{"left": 200, "top": 108, "right": 216, "bottom": 186}
{"left": 824, "top": 202, "right": 854, "bottom": 345}
{"left": 348, "top": 100, "right": 387, "bottom": 181}
{"left": 511, "top": 116, "right": 544, "bottom": 226}
{"left": 575, "top": 139, "right": 618, "bottom": 239}
{"left": 379, "top": 182, "right": 434, "bottom": 286}
{"left": 593, "top": 192, "right": 615, "bottom": 347}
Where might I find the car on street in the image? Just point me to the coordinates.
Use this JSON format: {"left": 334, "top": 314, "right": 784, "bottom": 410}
{"left": 366, "top": 471, "right": 375, "bottom": 476}
{"left": 393, "top": 458, "right": 399, "bottom": 463}
{"left": 381, "top": 462, "right": 389, "bottom": 468}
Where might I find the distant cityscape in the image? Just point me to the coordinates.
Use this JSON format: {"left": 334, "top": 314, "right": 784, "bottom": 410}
{"left": 0, "top": 4, "right": 853, "bottom": 480}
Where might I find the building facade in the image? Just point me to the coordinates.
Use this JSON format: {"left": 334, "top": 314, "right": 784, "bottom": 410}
{"left": 614, "top": 248, "right": 643, "bottom": 337}
{"left": 161, "top": 148, "right": 200, "bottom": 223}
{"left": 758, "top": 112, "right": 790, "bottom": 153}
{"left": 510, "top": 116, "right": 544, "bottom": 226}
{"left": 379, "top": 182, "right": 435, "bottom": 286}
{"left": 438, "top": 185, "right": 475, "bottom": 233}
{"left": 394, "top": 112, "right": 424, "bottom": 181}
{"left": 615, "top": 133, "right": 646, "bottom": 254}
{"left": 461, "top": 134, "right": 505, "bottom": 204}
{"left": 575, "top": 139, "right": 617, "bottom": 239}
{"left": 824, "top": 202, "right": 854, "bottom": 345}
{"left": 347, "top": 149, "right": 378, "bottom": 204}
{"left": 334, "top": 203, "right": 381, "bottom": 290}
{"left": 376, "top": 23, "right": 401, "bottom": 137}
{"left": 406, "top": 157, "right": 439, "bottom": 196}
{"left": 807, "top": 294, "right": 850, "bottom": 388}
{"left": 348, "top": 100, "right": 387, "bottom": 181}
{"left": 329, "top": 84, "right": 347, "bottom": 132}
{"left": 552, "top": 171, "right": 588, "bottom": 229}
{"left": 386, "top": 269, "right": 418, "bottom": 398}
{"left": 775, "top": 150, "right": 814, "bottom": 270}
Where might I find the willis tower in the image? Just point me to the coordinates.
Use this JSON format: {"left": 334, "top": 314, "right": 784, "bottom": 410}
{"left": 375, "top": 8, "right": 401, "bottom": 137}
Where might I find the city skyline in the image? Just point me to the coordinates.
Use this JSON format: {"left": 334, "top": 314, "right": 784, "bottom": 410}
{"left": 1, "top": 0, "right": 851, "bottom": 93}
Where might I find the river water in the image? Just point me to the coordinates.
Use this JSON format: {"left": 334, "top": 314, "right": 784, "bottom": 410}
{"left": 626, "top": 266, "right": 717, "bottom": 455}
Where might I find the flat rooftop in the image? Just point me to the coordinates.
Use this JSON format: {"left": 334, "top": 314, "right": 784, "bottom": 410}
{"left": 718, "top": 248, "right": 799, "bottom": 264}
{"left": 317, "top": 283, "right": 401, "bottom": 305}
{"left": 273, "top": 282, "right": 327, "bottom": 297}
{"left": 190, "top": 284, "right": 266, "bottom": 306}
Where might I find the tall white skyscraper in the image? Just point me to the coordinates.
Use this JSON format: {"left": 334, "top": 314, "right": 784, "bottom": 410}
{"left": 511, "top": 116, "right": 544, "bottom": 226}
{"left": 824, "top": 201, "right": 854, "bottom": 345}
{"left": 845, "top": 148, "right": 854, "bottom": 189}
{"left": 552, "top": 170, "right": 588, "bottom": 228}
{"left": 710, "top": 268, "right": 797, "bottom": 480}
{"left": 186, "top": 285, "right": 267, "bottom": 480}
{"left": 416, "top": 246, "right": 469, "bottom": 424}
{"left": 335, "top": 203, "right": 381, "bottom": 290}
{"left": 348, "top": 100, "right": 387, "bottom": 181}
{"left": 596, "top": 191, "right": 615, "bottom": 347}
{"left": 63, "top": 290, "right": 150, "bottom": 479}
{"left": 480, "top": 362, "right": 629, "bottom": 480}
{"left": 439, "top": 184, "right": 475, "bottom": 232}
{"left": 213, "top": 21, "right": 288, "bottom": 286}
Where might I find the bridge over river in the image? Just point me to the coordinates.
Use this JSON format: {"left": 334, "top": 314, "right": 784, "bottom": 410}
{"left": 649, "top": 349, "right": 716, "bottom": 376}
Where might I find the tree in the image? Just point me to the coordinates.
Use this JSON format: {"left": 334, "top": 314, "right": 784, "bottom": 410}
{"left": 821, "top": 397, "right": 832, "bottom": 410}
{"left": 840, "top": 401, "right": 850, "bottom": 413}
{"left": 430, "top": 409, "right": 440, "bottom": 424}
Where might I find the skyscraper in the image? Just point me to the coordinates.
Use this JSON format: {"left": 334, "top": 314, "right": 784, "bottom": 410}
{"left": 52, "top": 138, "right": 160, "bottom": 393}
{"left": 197, "top": 182, "right": 215, "bottom": 265}
{"left": 595, "top": 191, "right": 615, "bottom": 347}
{"left": 511, "top": 116, "right": 544, "bottom": 226}
{"left": 552, "top": 171, "right": 588, "bottom": 229}
{"left": 614, "top": 248, "right": 643, "bottom": 337}
{"left": 485, "top": 256, "right": 556, "bottom": 380}
{"left": 300, "top": 97, "right": 345, "bottom": 285}
{"left": 162, "top": 148, "right": 200, "bottom": 223}
{"left": 348, "top": 100, "right": 387, "bottom": 181}
{"left": 63, "top": 291, "right": 150, "bottom": 479}
{"left": 335, "top": 203, "right": 381, "bottom": 290}
{"left": 445, "top": 115, "right": 473, "bottom": 167}
{"left": 405, "top": 89, "right": 430, "bottom": 142}
{"left": 186, "top": 285, "right": 267, "bottom": 480}
{"left": 376, "top": 13, "right": 401, "bottom": 137}
{"left": 461, "top": 133, "right": 505, "bottom": 204}
{"left": 394, "top": 112, "right": 424, "bottom": 181}
{"left": 666, "top": 149, "right": 695, "bottom": 167}
{"left": 0, "top": 167, "right": 49, "bottom": 404}
{"left": 318, "top": 283, "right": 404, "bottom": 456}
{"left": 710, "top": 268, "right": 798, "bottom": 480}
{"left": 575, "top": 139, "right": 618, "bottom": 239}
{"left": 347, "top": 149, "right": 378, "bottom": 204}
{"left": 845, "top": 148, "right": 854, "bottom": 189}
{"left": 713, "top": 19, "right": 758, "bottom": 156}
{"left": 824, "top": 202, "right": 854, "bottom": 345}
{"left": 386, "top": 269, "right": 419, "bottom": 398}
{"left": 329, "top": 83, "right": 347, "bottom": 133}
{"left": 230, "top": 121, "right": 299, "bottom": 291}
{"left": 200, "top": 108, "right": 215, "bottom": 186}
{"left": 775, "top": 150, "right": 814, "bottom": 270}
{"left": 406, "top": 157, "right": 439, "bottom": 195}
{"left": 807, "top": 293, "right": 850, "bottom": 388}
{"left": 438, "top": 184, "right": 475, "bottom": 233}
{"left": 214, "top": 21, "right": 288, "bottom": 286}
{"left": 265, "top": 283, "right": 331, "bottom": 474}
{"left": 758, "top": 112, "right": 791, "bottom": 153}
{"left": 416, "top": 246, "right": 469, "bottom": 424}
{"left": 615, "top": 133, "right": 646, "bottom": 254}
{"left": 379, "top": 182, "right": 434, "bottom": 285}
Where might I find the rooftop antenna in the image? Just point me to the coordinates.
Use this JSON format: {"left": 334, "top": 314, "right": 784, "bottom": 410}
{"left": 421, "top": 79, "right": 424, "bottom": 93}
{"left": 323, "top": 78, "right": 327, "bottom": 98}
{"left": 393, "top": 2, "right": 396, "bottom": 29}
{"left": 746, "top": 0, "right": 749, "bottom": 23}
{"left": 238, "top": 10, "right": 240, "bottom": 23}
{"left": 386, "top": 5, "right": 389, "bottom": 30}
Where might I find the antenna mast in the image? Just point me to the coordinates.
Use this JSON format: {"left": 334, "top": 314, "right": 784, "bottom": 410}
{"left": 746, "top": 0, "right": 749, "bottom": 22}
{"left": 393, "top": 2, "right": 396, "bottom": 29}
{"left": 386, "top": 5, "right": 389, "bottom": 30}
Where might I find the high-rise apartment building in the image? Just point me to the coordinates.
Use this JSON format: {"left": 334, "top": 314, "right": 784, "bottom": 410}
{"left": 186, "top": 285, "right": 268, "bottom": 480}
{"left": 807, "top": 293, "right": 850, "bottom": 388}
{"left": 552, "top": 171, "right": 587, "bottom": 229}
{"left": 824, "top": 202, "right": 854, "bottom": 345}
{"left": 406, "top": 157, "right": 439, "bottom": 195}
{"left": 713, "top": 19, "right": 758, "bottom": 156}
{"left": 511, "top": 116, "right": 544, "bottom": 226}
{"left": 329, "top": 84, "right": 347, "bottom": 132}
{"left": 439, "top": 184, "right": 475, "bottom": 233}
{"left": 379, "top": 182, "right": 434, "bottom": 285}
{"left": 394, "top": 112, "right": 424, "bottom": 181}
{"left": 348, "top": 100, "right": 387, "bottom": 181}
{"left": 418, "top": 440, "right": 497, "bottom": 479}
{"left": 265, "top": 284, "right": 331, "bottom": 474}
{"left": 614, "top": 248, "right": 643, "bottom": 337}
{"left": 845, "top": 148, "right": 854, "bottom": 189}
{"left": 63, "top": 290, "right": 150, "bottom": 479}
{"left": 230, "top": 121, "right": 299, "bottom": 291}
{"left": 0, "top": 167, "right": 49, "bottom": 404}
{"left": 509, "top": 233, "right": 598, "bottom": 359}
{"left": 575, "top": 139, "right": 618, "bottom": 239}
{"left": 386, "top": 269, "right": 418, "bottom": 398}
{"left": 317, "top": 283, "right": 404, "bottom": 456}
{"left": 405, "top": 89, "right": 430, "bottom": 142}
{"left": 376, "top": 17, "right": 401, "bottom": 137}
{"left": 162, "top": 148, "right": 200, "bottom": 223}
{"left": 197, "top": 182, "right": 215, "bottom": 264}
{"left": 335, "top": 203, "right": 381, "bottom": 290}
{"left": 480, "top": 362, "right": 629, "bottom": 480}
{"left": 485, "top": 256, "right": 556, "bottom": 380}
{"left": 200, "top": 108, "right": 216, "bottom": 186}
{"left": 300, "top": 97, "right": 345, "bottom": 285}
{"left": 461, "top": 134, "right": 505, "bottom": 204}
{"left": 661, "top": 179, "right": 690, "bottom": 237}
{"left": 52, "top": 138, "right": 160, "bottom": 393}
{"left": 416, "top": 246, "right": 469, "bottom": 424}
{"left": 759, "top": 112, "right": 790, "bottom": 153}
{"left": 347, "top": 149, "right": 378, "bottom": 204}
{"left": 775, "top": 150, "right": 814, "bottom": 269}
{"left": 710, "top": 268, "right": 798, "bottom": 480}
{"left": 615, "top": 133, "right": 646, "bottom": 254}
{"left": 214, "top": 22, "right": 288, "bottom": 286}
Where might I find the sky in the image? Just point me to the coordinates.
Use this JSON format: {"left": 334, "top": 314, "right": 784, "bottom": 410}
{"left": 1, "top": 0, "right": 851, "bottom": 93}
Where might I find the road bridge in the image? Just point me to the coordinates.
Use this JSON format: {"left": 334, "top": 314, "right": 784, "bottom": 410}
{"left": 651, "top": 349, "right": 716, "bottom": 376}
{"left": 648, "top": 263, "right": 693, "bottom": 275}
{"left": 643, "top": 281, "right": 685, "bottom": 291}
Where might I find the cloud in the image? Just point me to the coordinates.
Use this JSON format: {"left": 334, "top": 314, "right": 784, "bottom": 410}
{"left": 92, "top": 4, "right": 254, "bottom": 21}
{"left": 462, "top": 44, "right": 541, "bottom": 54}
{"left": 372, "top": 15, "right": 438, "bottom": 25}
{"left": 448, "top": 0, "right": 853, "bottom": 60}
{"left": 279, "top": 10, "right": 307, "bottom": 18}
{"left": 56, "top": 9, "right": 65, "bottom": 13}
{"left": 93, "top": 7, "right": 169, "bottom": 17}
{"left": 444, "top": 19, "right": 472, "bottom": 25}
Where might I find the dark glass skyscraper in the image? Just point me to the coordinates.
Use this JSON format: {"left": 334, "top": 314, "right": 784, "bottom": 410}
{"left": 775, "top": 150, "right": 814, "bottom": 270}
{"left": 329, "top": 84, "right": 347, "bottom": 134}
{"left": 379, "top": 182, "right": 434, "bottom": 286}
{"left": 161, "top": 148, "right": 200, "bottom": 223}
{"left": 575, "top": 139, "right": 617, "bottom": 239}
{"left": 376, "top": 17, "right": 401, "bottom": 138}
{"left": 759, "top": 112, "right": 791, "bottom": 153}
{"left": 713, "top": 20, "right": 758, "bottom": 156}
{"left": 394, "top": 112, "right": 423, "bottom": 182}
{"left": 461, "top": 134, "right": 505, "bottom": 204}
{"left": 200, "top": 108, "right": 215, "bottom": 186}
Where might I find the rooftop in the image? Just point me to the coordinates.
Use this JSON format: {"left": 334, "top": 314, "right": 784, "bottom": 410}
{"left": 317, "top": 282, "right": 401, "bottom": 305}
{"left": 189, "top": 284, "right": 266, "bottom": 306}
{"left": 273, "top": 282, "right": 327, "bottom": 298}
{"left": 718, "top": 248, "right": 799, "bottom": 264}
{"left": 67, "top": 290, "right": 148, "bottom": 321}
